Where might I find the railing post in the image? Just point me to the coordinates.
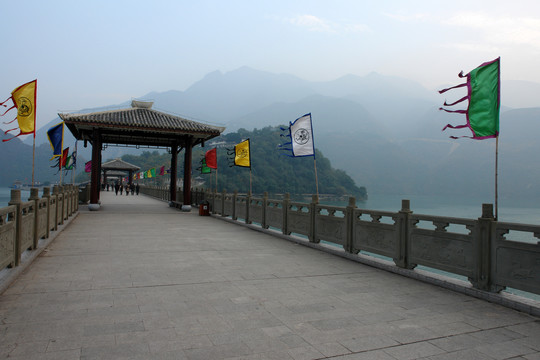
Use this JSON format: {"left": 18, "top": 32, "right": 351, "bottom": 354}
{"left": 345, "top": 197, "right": 356, "bottom": 252}
{"left": 309, "top": 194, "right": 319, "bottom": 243}
{"left": 221, "top": 189, "right": 226, "bottom": 217}
{"left": 211, "top": 188, "right": 216, "bottom": 215}
{"left": 43, "top": 187, "right": 51, "bottom": 239}
{"left": 29, "top": 188, "right": 40, "bottom": 249}
{"left": 52, "top": 185, "right": 60, "bottom": 231}
{"left": 58, "top": 185, "right": 66, "bottom": 224}
{"left": 394, "top": 199, "right": 415, "bottom": 269}
{"left": 471, "top": 203, "right": 503, "bottom": 292}
{"left": 282, "top": 193, "right": 290, "bottom": 235}
{"left": 262, "top": 192, "right": 268, "bottom": 229}
{"left": 74, "top": 185, "right": 79, "bottom": 212}
{"left": 246, "top": 191, "right": 251, "bottom": 224}
{"left": 232, "top": 190, "right": 238, "bottom": 220}
{"left": 8, "top": 190, "right": 22, "bottom": 267}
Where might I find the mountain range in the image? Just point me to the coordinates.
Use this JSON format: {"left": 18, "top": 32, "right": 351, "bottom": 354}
{"left": 8, "top": 66, "right": 540, "bottom": 202}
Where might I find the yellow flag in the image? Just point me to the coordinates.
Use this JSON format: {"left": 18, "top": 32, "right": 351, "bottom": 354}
{"left": 11, "top": 80, "right": 37, "bottom": 135}
{"left": 235, "top": 139, "right": 251, "bottom": 168}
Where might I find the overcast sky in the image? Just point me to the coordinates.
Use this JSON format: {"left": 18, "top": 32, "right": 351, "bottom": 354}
{"left": 2, "top": 0, "right": 540, "bottom": 130}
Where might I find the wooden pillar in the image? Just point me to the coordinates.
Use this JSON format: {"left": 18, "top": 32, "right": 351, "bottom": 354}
{"left": 170, "top": 142, "right": 178, "bottom": 204}
{"left": 128, "top": 170, "right": 133, "bottom": 186}
{"left": 89, "top": 129, "right": 101, "bottom": 211}
{"left": 182, "top": 136, "right": 193, "bottom": 211}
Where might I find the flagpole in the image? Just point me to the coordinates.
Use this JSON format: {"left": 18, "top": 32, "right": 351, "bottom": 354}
{"left": 495, "top": 136, "right": 499, "bottom": 220}
{"left": 313, "top": 158, "right": 319, "bottom": 198}
{"left": 32, "top": 136, "right": 35, "bottom": 187}
{"left": 249, "top": 168, "right": 252, "bottom": 195}
{"left": 60, "top": 156, "right": 63, "bottom": 185}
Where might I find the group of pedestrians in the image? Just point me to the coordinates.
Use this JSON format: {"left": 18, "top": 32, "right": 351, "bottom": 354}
{"left": 109, "top": 182, "right": 140, "bottom": 196}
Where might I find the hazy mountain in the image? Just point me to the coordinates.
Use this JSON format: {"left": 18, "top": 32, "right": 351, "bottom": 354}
{"left": 7, "top": 66, "right": 540, "bottom": 200}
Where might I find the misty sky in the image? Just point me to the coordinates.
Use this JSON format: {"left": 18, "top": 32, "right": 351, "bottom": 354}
{"left": 2, "top": 0, "right": 540, "bottom": 130}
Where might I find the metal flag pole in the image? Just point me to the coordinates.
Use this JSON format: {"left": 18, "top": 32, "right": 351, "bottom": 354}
{"left": 249, "top": 168, "right": 252, "bottom": 195}
{"left": 495, "top": 136, "right": 499, "bottom": 220}
{"left": 313, "top": 158, "right": 320, "bottom": 198}
{"left": 59, "top": 153, "right": 63, "bottom": 185}
{"left": 32, "top": 135, "right": 35, "bottom": 187}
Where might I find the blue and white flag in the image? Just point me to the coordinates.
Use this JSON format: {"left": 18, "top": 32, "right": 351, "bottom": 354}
{"left": 289, "top": 113, "right": 315, "bottom": 157}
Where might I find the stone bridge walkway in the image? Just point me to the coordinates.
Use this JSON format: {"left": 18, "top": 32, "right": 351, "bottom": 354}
{"left": 0, "top": 191, "right": 539, "bottom": 359}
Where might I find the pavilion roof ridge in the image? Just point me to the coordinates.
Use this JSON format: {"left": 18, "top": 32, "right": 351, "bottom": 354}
{"left": 101, "top": 157, "right": 140, "bottom": 171}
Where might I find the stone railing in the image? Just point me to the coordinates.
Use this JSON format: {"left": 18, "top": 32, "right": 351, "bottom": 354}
{"left": 209, "top": 190, "right": 540, "bottom": 297}
{"left": 138, "top": 187, "right": 540, "bottom": 297}
{"left": 0, "top": 186, "right": 78, "bottom": 269}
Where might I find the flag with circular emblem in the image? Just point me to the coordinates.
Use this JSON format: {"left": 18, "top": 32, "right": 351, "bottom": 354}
{"left": 234, "top": 139, "right": 251, "bottom": 168}
{"left": 1, "top": 79, "right": 37, "bottom": 141}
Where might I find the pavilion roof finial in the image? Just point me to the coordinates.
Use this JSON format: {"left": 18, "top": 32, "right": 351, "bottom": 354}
{"left": 131, "top": 100, "right": 153, "bottom": 109}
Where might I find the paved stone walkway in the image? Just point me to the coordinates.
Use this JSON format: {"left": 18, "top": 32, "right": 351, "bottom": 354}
{"left": 0, "top": 191, "right": 539, "bottom": 359}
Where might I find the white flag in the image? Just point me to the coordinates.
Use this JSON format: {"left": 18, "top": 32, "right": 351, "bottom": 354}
{"left": 290, "top": 113, "right": 315, "bottom": 157}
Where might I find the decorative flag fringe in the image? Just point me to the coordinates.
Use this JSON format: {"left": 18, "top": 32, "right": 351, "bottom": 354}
{"left": 438, "top": 82, "right": 467, "bottom": 94}
{"left": 3, "top": 116, "right": 17, "bottom": 124}
{"left": 443, "top": 95, "right": 468, "bottom": 107}
{"left": 0, "top": 105, "right": 15, "bottom": 116}
{"left": 442, "top": 124, "right": 468, "bottom": 131}
{"left": 0, "top": 97, "right": 11, "bottom": 107}
{"left": 438, "top": 108, "right": 467, "bottom": 114}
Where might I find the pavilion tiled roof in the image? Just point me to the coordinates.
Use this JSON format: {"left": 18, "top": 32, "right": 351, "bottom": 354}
{"left": 101, "top": 158, "right": 140, "bottom": 171}
{"left": 59, "top": 101, "right": 225, "bottom": 148}
{"left": 60, "top": 108, "right": 223, "bottom": 135}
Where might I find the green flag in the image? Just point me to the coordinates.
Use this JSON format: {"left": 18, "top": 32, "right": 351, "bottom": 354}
{"left": 439, "top": 57, "right": 500, "bottom": 139}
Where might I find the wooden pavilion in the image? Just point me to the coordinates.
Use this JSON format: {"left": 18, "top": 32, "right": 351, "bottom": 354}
{"left": 59, "top": 100, "right": 224, "bottom": 211}
{"left": 101, "top": 158, "right": 140, "bottom": 186}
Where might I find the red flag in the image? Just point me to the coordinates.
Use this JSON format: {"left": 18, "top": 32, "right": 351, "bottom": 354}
{"left": 60, "top": 147, "right": 69, "bottom": 169}
{"left": 85, "top": 160, "right": 92, "bottom": 173}
{"left": 159, "top": 166, "right": 165, "bottom": 176}
{"left": 205, "top": 148, "right": 217, "bottom": 169}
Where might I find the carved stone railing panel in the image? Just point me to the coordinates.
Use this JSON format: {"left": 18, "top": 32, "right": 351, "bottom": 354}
{"left": 236, "top": 196, "right": 247, "bottom": 220}
{"left": 265, "top": 200, "right": 283, "bottom": 229}
{"left": 48, "top": 196, "right": 57, "bottom": 231}
{"left": 249, "top": 197, "right": 263, "bottom": 224}
{"left": 315, "top": 205, "right": 346, "bottom": 246}
{"left": 0, "top": 206, "right": 16, "bottom": 269}
{"left": 36, "top": 198, "right": 48, "bottom": 241}
{"left": 20, "top": 201, "right": 35, "bottom": 252}
{"left": 493, "top": 222, "right": 540, "bottom": 294}
{"left": 223, "top": 194, "right": 233, "bottom": 217}
{"left": 409, "top": 214, "right": 476, "bottom": 277}
{"left": 286, "top": 202, "right": 311, "bottom": 237}
{"left": 352, "top": 209, "right": 398, "bottom": 258}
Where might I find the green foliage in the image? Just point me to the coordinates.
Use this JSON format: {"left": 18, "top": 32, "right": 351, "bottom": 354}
{"left": 115, "top": 127, "right": 367, "bottom": 199}
{"left": 193, "top": 126, "right": 367, "bottom": 199}
{"left": 121, "top": 151, "right": 170, "bottom": 171}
